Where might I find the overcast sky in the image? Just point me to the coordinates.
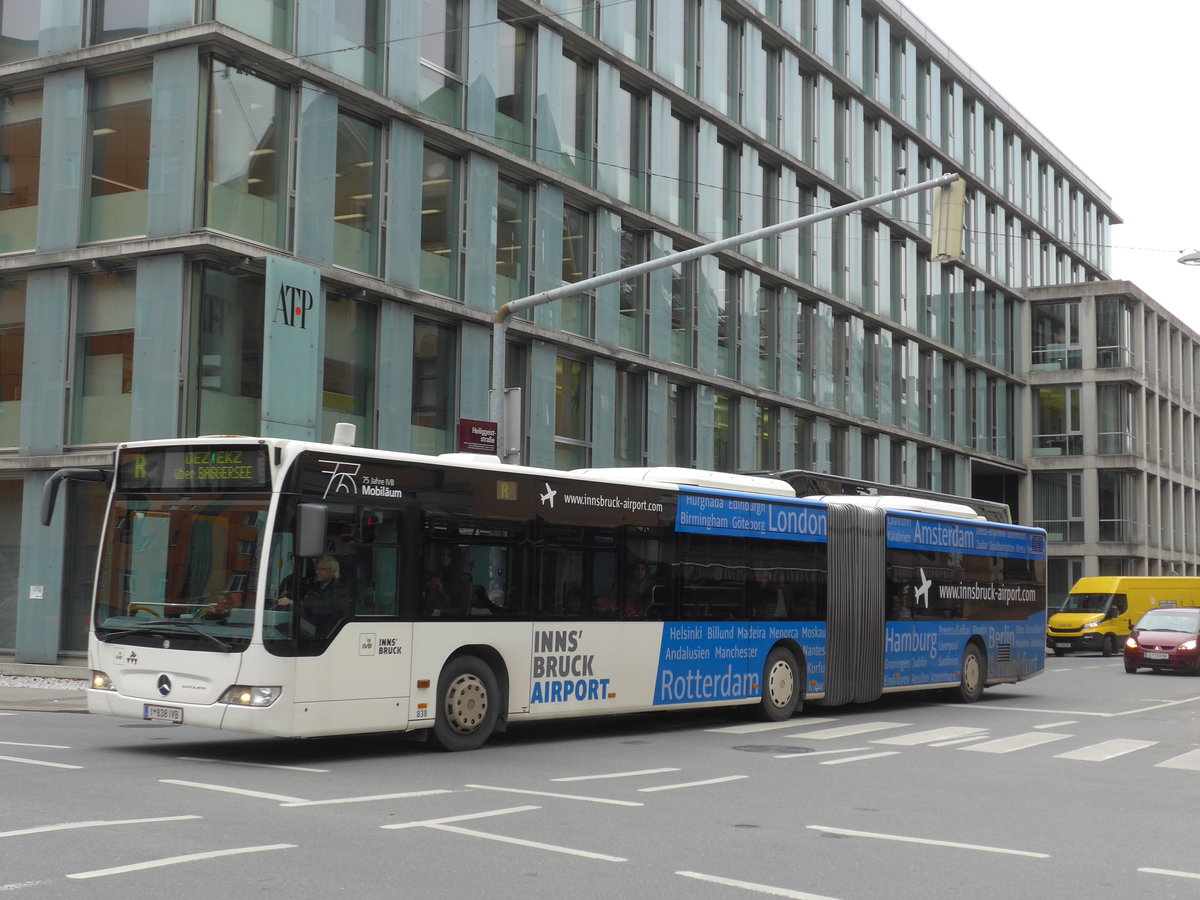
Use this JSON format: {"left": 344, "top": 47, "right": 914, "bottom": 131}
{"left": 897, "top": 0, "right": 1200, "bottom": 331}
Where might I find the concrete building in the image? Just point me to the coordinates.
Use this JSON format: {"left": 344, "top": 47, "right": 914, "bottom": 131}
{"left": 0, "top": 0, "right": 1137, "bottom": 664}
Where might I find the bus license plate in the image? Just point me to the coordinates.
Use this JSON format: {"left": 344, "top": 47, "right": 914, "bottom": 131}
{"left": 1144, "top": 652, "right": 1169, "bottom": 660}
{"left": 143, "top": 703, "right": 183, "bottom": 724}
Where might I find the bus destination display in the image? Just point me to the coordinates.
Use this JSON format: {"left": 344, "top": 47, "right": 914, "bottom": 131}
{"left": 118, "top": 446, "right": 271, "bottom": 492}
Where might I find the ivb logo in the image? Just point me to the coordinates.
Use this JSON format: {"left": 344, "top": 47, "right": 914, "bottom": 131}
{"left": 273, "top": 283, "right": 315, "bottom": 329}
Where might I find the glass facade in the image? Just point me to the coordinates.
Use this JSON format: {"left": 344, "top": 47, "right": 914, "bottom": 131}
{"left": 212, "top": 0, "right": 292, "bottom": 51}
{"left": 0, "top": 478, "right": 20, "bottom": 650}
{"left": 0, "top": 280, "right": 23, "bottom": 447}
{"left": 71, "top": 271, "right": 136, "bottom": 445}
{"left": 411, "top": 318, "right": 456, "bottom": 454}
{"left": 554, "top": 355, "right": 589, "bottom": 468}
{"left": 421, "top": 146, "right": 459, "bottom": 297}
{"left": 193, "top": 265, "right": 263, "bottom": 437}
{"left": 0, "top": 88, "right": 40, "bottom": 251}
{"left": 321, "top": 295, "right": 376, "bottom": 445}
{"left": 85, "top": 70, "right": 152, "bottom": 242}
{"left": 419, "top": 0, "right": 463, "bottom": 126}
{"left": 0, "top": 0, "right": 38, "bottom": 63}
{"left": 333, "top": 111, "right": 380, "bottom": 274}
{"left": 496, "top": 179, "right": 528, "bottom": 309}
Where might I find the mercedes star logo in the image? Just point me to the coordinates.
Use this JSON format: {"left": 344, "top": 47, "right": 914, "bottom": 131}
{"left": 157, "top": 674, "right": 172, "bottom": 696}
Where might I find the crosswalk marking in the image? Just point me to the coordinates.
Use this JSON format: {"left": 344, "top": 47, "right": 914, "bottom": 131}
{"left": 787, "top": 722, "right": 908, "bottom": 740}
{"left": 1155, "top": 749, "right": 1200, "bottom": 771}
{"left": 1054, "top": 739, "right": 1157, "bottom": 761}
{"left": 819, "top": 751, "right": 901, "bottom": 765}
{"left": 872, "top": 726, "right": 987, "bottom": 746}
{"left": 959, "top": 732, "right": 1072, "bottom": 754}
{"left": 707, "top": 718, "right": 835, "bottom": 734}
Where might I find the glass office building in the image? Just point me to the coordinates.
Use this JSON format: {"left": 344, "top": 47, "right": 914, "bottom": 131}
{"left": 0, "top": 0, "right": 1165, "bottom": 664}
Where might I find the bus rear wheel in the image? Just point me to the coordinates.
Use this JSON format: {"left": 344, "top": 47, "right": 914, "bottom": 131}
{"left": 954, "top": 644, "right": 986, "bottom": 703}
{"left": 758, "top": 647, "right": 802, "bottom": 721}
{"left": 429, "top": 655, "right": 499, "bottom": 752}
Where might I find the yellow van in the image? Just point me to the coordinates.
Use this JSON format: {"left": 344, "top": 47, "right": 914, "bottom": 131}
{"left": 1047, "top": 576, "right": 1200, "bottom": 657}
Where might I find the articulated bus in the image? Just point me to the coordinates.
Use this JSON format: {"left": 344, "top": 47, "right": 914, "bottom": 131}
{"left": 43, "top": 431, "right": 1047, "bottom": 751}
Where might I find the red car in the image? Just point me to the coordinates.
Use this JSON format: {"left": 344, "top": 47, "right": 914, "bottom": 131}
{"left": 1124, "top": 608, "right": 1200, "bottom": 674}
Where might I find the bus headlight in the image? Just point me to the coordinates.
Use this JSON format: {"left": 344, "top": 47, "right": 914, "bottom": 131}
{"left": 218, "top": 685, "right": 282, "bottom": 707}
{"left": 90, "top": 670, "right": 115, "bottom": 691}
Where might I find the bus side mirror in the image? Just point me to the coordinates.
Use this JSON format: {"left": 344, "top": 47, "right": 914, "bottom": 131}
{"left": 295, "top": 503, "right": 327, "bottom": 558}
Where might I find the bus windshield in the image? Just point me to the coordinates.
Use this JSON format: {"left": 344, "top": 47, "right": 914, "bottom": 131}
{"left": 93, "top": 493, "right": 270, "bottom": 651}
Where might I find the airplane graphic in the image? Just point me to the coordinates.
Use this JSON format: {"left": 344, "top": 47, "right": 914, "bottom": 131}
{"left": 540, "top": 483, "right": 557, "bottom": 508}
{"left": 913, "top": 568, "right": 933, "bottom": 608}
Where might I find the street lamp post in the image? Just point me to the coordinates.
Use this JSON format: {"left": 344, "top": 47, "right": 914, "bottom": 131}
{"left": 489, "top": 172, "right": 963, "bottom": 464}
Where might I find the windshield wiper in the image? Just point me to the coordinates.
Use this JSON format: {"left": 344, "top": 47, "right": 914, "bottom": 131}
{"left": 99, "top": 622, "right": 233, "bottom": 652}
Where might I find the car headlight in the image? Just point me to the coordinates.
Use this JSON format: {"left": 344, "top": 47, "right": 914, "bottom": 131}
{"left": 1125, "top": 637, "right": 1138, "bottom": 649}
{"left": 90, "top": 670, "right": 115, "bottom": 691}
{"left": 218, "top": 685, "right": 282, "bottom": 707}
{"left": 1181, "top": 639, "right": 1198, "bottom": 652}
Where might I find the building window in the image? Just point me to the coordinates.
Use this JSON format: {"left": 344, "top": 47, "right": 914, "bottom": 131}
{"left": 655, "top": 0, "right": 698, "bottom": 94}
{"left": 1099, "top": 470, "right": 1137, "bottom": 543}
{"left": 619, "top": 227, "right": 647, "bottom": 352}
{"left": 714, "top": 392, "right": 735, "bottom": 471}
{"left": 668, "top": 113, "right": 697, "bottom": 231}
{"left": 85, "top": 70, "right": 152, "bottom": 242}
{"left": 719, "top": 14, "right": 742, "bottom": 120}
{"left": 1097, "top": 383, "right": 1135, "bottom": 455}
{"left": 555, "top": 355, "right": 590, "bottom": 468}
{"left": 0, "top": 0, "right": 37, "bottom": 63}
{"left": 716, "top": 268, "right": 739, "bottom": 379}
{"left": 1033, "top": 471, "right": 1083, "bottom": 542}
{"left": 193, "top": 265, "right": 262, "bottom": 437}
{"left": 668, "top": 381, "right": 693, "bottom": 467}
{"left": 796, "top": 300, "right": 814, "bottom": 401}
{"left": 1034, "top": 385, "right": 1082, "bottom": 456}
{"left": 0, "top": 478, "right": 22, "bottom": 648}
{"left": 670, "top": 257, "right": 695, "bottom": 366}
{"left": 721, "top": 139, "right": 740, "bottom": 238}
{"left": 496, "top": 178, "right": 529, "bottom": 309}
{"left": 1096, "top": 295, "right": 1135, "bottom": 368}
{"left": 212, "top": 0, "right": 292, "bottom": 50}
{"left": 0, "top": 280, "right": 23, "bottom": 447}
{"left": 419, "top": 0, "right": 464, "bottom": 126}
{"left": 495, "top": 15, "right": 532, "bottom": 156}
{"left": 203, "top": 63, "right": 289, "bottom": 248}
{"left": 311, "top": 1, "right": 381, "bottom": 90}
{"left": 333, "top": 111, "right": 380, "bottom": 275}
{"left": 759, "top": 286, "right": 778, "bottom": 391}
{"left": 756, "top": 404, "right": 778, "bottom": 470}
{"left": 603, "top": 0, "right": 647, "bottom": 65}
{"left": 322, "top": 294, "right": 376, "bottom": 446}
{"left": 0, "top": 88, "right": 40, "bottom": 251}
{"left": 561, "top": 205, "right": 592, "bottom": 337}
{"left": 558, "top": 50, "right": 594, "bottom": 185}
{"left": 615, "top": 369, "right": 644, "bottom": 467}
{"left": 612, "top": 82, "right": 647, "bottom": 208}
{"left": 794, "top": 415, "right": 813, "bottom": 469}
{"left": 1031, "top": 301, "right": 1080, "bottom": 370}
{"left": 421, "top": 146, "right": 459, "bottom": 298}
{"left": 411, "top": 318, "right": 456, "bottom": 454}
{"left": 91, "top": 0, "right": 149, "bottom": 44}
{"left": 71, "top": 270, "right": 135, "bottom": 445}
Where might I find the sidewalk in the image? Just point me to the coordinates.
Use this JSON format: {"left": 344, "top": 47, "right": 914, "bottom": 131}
{"left": 0, "top": 662, "right": 90, "bottom": 713}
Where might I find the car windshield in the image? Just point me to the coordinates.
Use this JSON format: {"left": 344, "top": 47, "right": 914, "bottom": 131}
{"left": 1060, "top": 592, "right": 1113, "bottom": 614}
{"left": 1136, "top": 611, "right": 1200, "bottom": 633}
{"left": 92, "top": 493, "right": 271, "bottom": 651}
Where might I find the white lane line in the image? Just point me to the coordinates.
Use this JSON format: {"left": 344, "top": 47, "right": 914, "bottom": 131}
{"left": 1055, "top": 739, "right": 1158, "bottom": 761}
{"left": 67, "top": 844, "right": 296, "bottom": 879}
{"left": 1155, "top": 749, "right": 1200, "bottom": 771}
{"left": 872, "top": 727, "right": 986, "bottom": 746}
{"left": 282, "top": 790, "right": 453, "bottom": 807}
{"left": 959, "top": 732, "right": 1072, "bottom": 754}
{"left": 677, "top": 870, "right": 842, "bottom": 899}
{"left": 0, "top": 815, "right": 200, "bottom": 839}
{"left": 382, "top": 806, "right": 540, "bottom": 830}
{"left": 159, "top": 779, "right": 307, "bottom": 803}
{"left": 430, "top": 824, "right": 626, "bottom": 862}
{"left": 787, "top": 722, "right": 908, "bottom": 740}
{"left": 965, "top": 695, "right": 1200, "bottom": 718}
{"left": 819, "top": 751, "right": 901, "bottom": 765}
{"left": 1034, "top": 721, "right": 1078, "bottom": 729}
{"left": 638, "top": 775, "right": 748, "bottom": 793}
{"left": 0, "top": 880, "right": 54, "bottom": 890}
{"left": 807, "top": 826, "right": 1048, "bottom": 858}
{"left": 774, "top": 746, "right": 871, "bottom": 760}
{"left": 552, "top": 768, "right": 680, "bottom": 782}
{"left": 465, "top": 784, "right": 642, "bottom": 807}
{"left": 176, "top": 756, "right": 330, "bottom": 773}
{"left": 1139, "top": 867, "right": 1200, "bottom": 881}
{"left": 928, "top": 735, "right": 992, "bottom": 747}
{"left": 0, "top": 740, "right": 71, "bottom": 750}
{"left": 0, "top": 755, "right": 82, "bottom": 770}
{"left": 708, "top": 719, "right": 835, "bottom": 734}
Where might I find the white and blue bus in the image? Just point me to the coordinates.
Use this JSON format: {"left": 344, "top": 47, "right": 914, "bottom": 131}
{"left": 43, "top": 430, "right": 1047, "bottom": 750}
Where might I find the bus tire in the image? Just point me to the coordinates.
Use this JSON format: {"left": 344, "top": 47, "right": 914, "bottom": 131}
{"left": 429, "top": 655, "right": 499, "bottom": 752}
{"left": 1100, "top": 634, "right": 1116, "bottom": 657}
{"left": 954, "top": 643, "right": 986, "bottom": 703}
{"left": 758, "top": 647, "right": 802, "bottom": 721}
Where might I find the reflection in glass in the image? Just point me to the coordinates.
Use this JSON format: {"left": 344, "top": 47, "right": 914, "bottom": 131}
{"left": 496, "top": 179, "right": 528, "bottom": 308}
{"left": 555, "top": 356, "right": 588, "bottom": 469}
{"left": 421, "top": 147, "right": 459, "bottom": 297}
{"left": 559, "top": 51, "right": 593, "bottom": 184}
{"left": 85, "top": 70, "right": 152, "bottom": 242}
{"left": 194, "top": 265, "right": 263, "bottom": 436}
{"left": 411, "top": 318, "right": 456, "bottom": 454}
{"left": 310, "top": 1, "right": 380, "bottom": 90}
{"left": 561, "top": 206, "right": 591, "bottom": 336}
{"left": 322, "top": 295, "right": 376, "bottom": 446}
{"left": 419, "top": 0, "right": 463, "bottom": 126}
{"left": 91, "top": 0, "right": 150, "bottom": 44}
{"left": 333, "top": 112, "right": 380, "bottom": 274}
{"left": 212, "top": 0, "right": 292, "bottom": 50}
{"left": 495, "top": 16, "right": 531, "bottom": 155}
{"left": 0, "top": 0, "right": 38, "bottom": 63}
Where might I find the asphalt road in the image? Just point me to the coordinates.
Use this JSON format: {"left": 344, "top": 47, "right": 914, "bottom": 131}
{"left": 3, "top": 654, "right": 1199, "bottom": 899}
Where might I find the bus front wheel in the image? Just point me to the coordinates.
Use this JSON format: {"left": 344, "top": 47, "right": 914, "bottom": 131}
{"left": 954, "top": 644, "right": 986, "bottom": 703}
{"left": 758, "top": 647, "right": 802, "bottom": 721}
{"left": 429, "top": 655, "right": 499, "bottom": 752}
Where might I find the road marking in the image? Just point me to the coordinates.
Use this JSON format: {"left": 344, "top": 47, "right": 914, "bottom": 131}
{"left": 0, "top": 815, "right": 200, "bottom": 839}
{"left": 176, "top": 756, "right": 330, "bottom": 773}
{"left": 159, "top": 779, "right": 307, "bottom": 803}
{"left": 0, "top": 755, "right": 82, "bottom": 770}
{"left": 1155, "top": 749, "right": 1200, "bottom": 771}
{"left": 786, "top": 722, "right": 908, "bottom": 740}
{"left": 928, "top": 735, "right": 992, "bottom": 747}
{"left": 807, "top": 825, "right": 1048, "bottom": 858}
{"left": 1055, "top": 739, "right": 1157, "bottom": 761}
{"left": 638, "top": 775, "right": 748, "bottom": 792}
{"left": 0, "top": 881, "right": 53, "bottom": 890}
{"left": 965, "top": 695, "right": 1200, "bottom": 717}
{"left": 819, "top": 751, "right": 901, "bottom": 765}
{"left": 466, "top": 784, "right": 642, "bottom": 806}
{"left": 774, "top": 746, "right": 870, "bottom": 760}
{"left": 708, "top": 719, "right": 835, "bottom": 734}
{"left": 552, "top": 768, "right": 680, "bottom": 782}
{"left": 1034, "top": 721, "right": 1078, "bottom": 729}
{"left": 872, "top": 727, "right": 986, "bottom": 746}
{"left": 67, "top": 844, "right": 296, "bottom": 879}
{"left": 0, "top": 740, "right": 71, "bottom": 750}
{"left": 383, "top": 805, "right": 540, "bottom": 830}
{"left": 959, "top": 732, "right": 1072, "bottom": 754}
{"left": 1139, "top": 867, "right": 1200, "bottom": 881}
{"left": 281, "top": 790, "right": 453, "bottom": 807}
{"left": 430, "top": 824, "right": 626, "bottom": 861}
{"left": 677, "top": 870, "right": 842, "bottom": 899}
